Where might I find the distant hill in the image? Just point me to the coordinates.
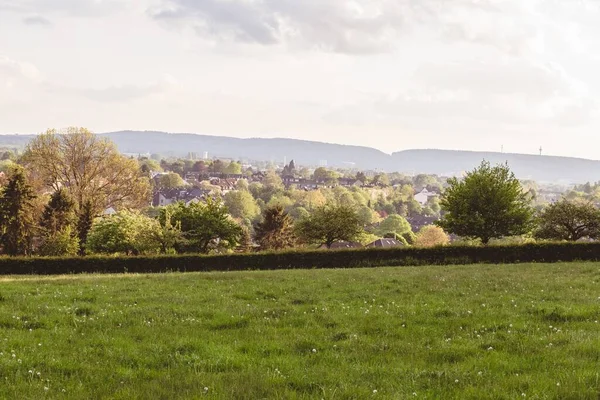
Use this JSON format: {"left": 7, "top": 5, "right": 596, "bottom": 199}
{"left": 1, "top": 130, "right": 599, "bottom": 183}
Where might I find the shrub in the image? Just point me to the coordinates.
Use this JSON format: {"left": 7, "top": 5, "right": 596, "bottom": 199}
{"left": 2, "top": 242, "right": 600, "bottom": 275}
{"left": 415, "top": 226, "right": 449, "bottom": 248}
{"left": 38, "top": 227, "right": 80, "bottom": 257}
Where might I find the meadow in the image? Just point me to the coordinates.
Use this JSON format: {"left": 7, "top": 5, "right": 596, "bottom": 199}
{"left": 0, "top": 263, "right": 599, "bottom": 399}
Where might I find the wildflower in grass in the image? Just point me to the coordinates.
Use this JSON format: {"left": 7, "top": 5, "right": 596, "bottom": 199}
{"left": 454, "top": 379, "right": 459, "bottom": 383}
{"left": 373, "top": 389, "right": 377, "bottom": 393}
{"left": 312, "top": 349, "right": 317, "bottom": 353}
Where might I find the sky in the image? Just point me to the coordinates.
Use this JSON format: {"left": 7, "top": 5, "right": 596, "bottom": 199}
{"left": 1, "top": 0, "right": 600, "bottom": 159}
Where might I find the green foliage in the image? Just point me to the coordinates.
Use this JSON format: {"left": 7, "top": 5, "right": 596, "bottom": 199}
{"left": 376, "top": 214, "right": 413, "bottom": 237}
{"left": 40, "top": 188, "right": 76, "bottom": 235}
{"left": 0, "top": 168, "right": 37, "bottom": 256}
{"left": 437, "top": 161, "right": 535, "bottom": 244}
{"left": 5, "top": 242, "right": 600, "bottom": 275}
{"left": 38, "top": 226, "right": 80, "bottom": 256}
{"left": 224, "top": 161, "right": 242, "bottom": 175}
{"left": 295, "top": 205, "right": 363, "bottom": 248}
{"left": 76, "top": 200, "right": 95, "bottom": 255}
{"left": 160, "top": 198, "right": 243, "bottom": 254}
{"left": 313, "top": 167, "right": 339, "bottom": 184}
{"left": 534, "top": 199, "right": 600, "bottom": 241}
{"left": 86, "top": 210, "right": 162, "bottom": 255}
{"left": 254, "top": 205, "right": 296, "bottom": 251}
{"left": 223, "top": 190, "right": 260, "bottom": 221}
{"left": 158, "top": 172, "right": 186, "bottom": 189}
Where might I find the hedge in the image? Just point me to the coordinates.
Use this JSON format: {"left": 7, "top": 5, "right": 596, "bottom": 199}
{"left": 1, "top": 242, "right": 600, "bottom": 275}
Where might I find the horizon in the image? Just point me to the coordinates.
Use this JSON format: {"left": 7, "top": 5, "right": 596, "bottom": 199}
{"left": 2, "top": 1, "right": 600, "bottom": 159}
{"left": 1, "top": 129, "right": 597, "bottom": 162}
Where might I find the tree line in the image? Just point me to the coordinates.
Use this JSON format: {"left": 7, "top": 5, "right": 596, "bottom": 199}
{"left": 0, "top": 127, "right": 596, "bottom": 257}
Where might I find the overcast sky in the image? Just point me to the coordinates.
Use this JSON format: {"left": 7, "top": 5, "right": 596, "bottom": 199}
{"left": 1, "top": 0, "right": 600, "bottom": 158}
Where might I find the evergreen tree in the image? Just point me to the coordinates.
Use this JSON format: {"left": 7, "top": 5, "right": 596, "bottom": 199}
{"left": 0, "top": 168, "right": 37, "bottom": 256}
{"left": 41, "top": 188, "right": 76, "bottom": 235}
{"left": 76, "top": 200, "right": 95, "bottom": 255}
{"left": 254, "top": 205, "right": 296, "bottom": 251}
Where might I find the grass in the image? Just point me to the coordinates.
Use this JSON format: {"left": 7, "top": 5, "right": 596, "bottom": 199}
{"left": 0, "top": 263, "right": 599, "bottom": 399}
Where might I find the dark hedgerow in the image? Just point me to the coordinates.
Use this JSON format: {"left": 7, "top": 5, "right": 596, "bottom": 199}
{"left": 1, "top": 242, "right": 600, "bottom": 275}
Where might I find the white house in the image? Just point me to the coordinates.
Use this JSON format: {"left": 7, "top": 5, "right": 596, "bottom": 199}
{"left": 414, "top": 188, "right": 437, "bottom": 205}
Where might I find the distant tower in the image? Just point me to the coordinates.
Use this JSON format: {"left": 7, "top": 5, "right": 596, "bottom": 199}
{"left": 283, "top": 156, "right": 287, "bottom": 165}
{"left": 203, "top": 151, "right": 208, "bottom": 160}
{"left": 539, "top": 146, "right": 543, "bottom": 156}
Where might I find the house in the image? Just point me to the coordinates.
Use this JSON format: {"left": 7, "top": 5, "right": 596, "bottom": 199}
{"left": 152, "top": 187, "right": 213, "bottom": 207}
{"left": 366, "top": 238, "right": 404, "bottom": 248}
{"left": 407, "top": 216, "right": 438, "bottom": 232}
{"left": 319, "top": 241, "right": 363, "bottom": 250}
{"left": 414, "top": 188, "right": 437, "bottom": 205}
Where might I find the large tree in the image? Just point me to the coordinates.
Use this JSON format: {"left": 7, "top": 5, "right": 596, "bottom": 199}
{"left": 21, "top": 127, "right": 151, "bottom": 216}
{"left": 0, "top": 168, "right": 37, "bottom": 255}
{"left": 436, "top": 161, "right": 534, "bottom": 244}
{"left": 254, "top": 205, "right": 296, "bottom": 251}
{"left": 159, "top": 198, "right": 243, "bottom": 254}
{"left": 534, "top": 199, "right": 600, "bottom": 241}
{"left": 295, "top": 205, "right": 363, "bottom": 248}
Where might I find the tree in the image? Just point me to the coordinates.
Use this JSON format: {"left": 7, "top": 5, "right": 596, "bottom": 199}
{"left": 313, "top": 167, "right": 338, "bottom": 184}
{"left": 254, "top": 205, "right": 296, "bottom": 251}
{"left": 38, "top": 226, "right": 80, "bottom": 256}
{"left": 376, "top": 215, "right": 413, "bottom": 237}
{"left": 0, "top": 168, "right": 37, "bottom": 255}
{"left": 21, "top": 127, "right": 151, "bottom": 217}
{"left": 415, "top": 225, "right": 450, "bottom": 247}
{"left": 159, "top": 172, "right": 186, "bottom": 189}
{"left": 40, "top": 188, "right": 76, "bottom": 235}
{"left": 436, "top": 161, "right": 534, "bottom": 245}
{"left": 224, "top": 161, "right": 242, "bottom": 175}
{"left": 160, "top": 198, "right": 243, "bottom": 254}
{"left": 534, "top": 199, "right": 600, "bottom": 241}
{"left": 224, "top": 190, "right": 260, "bottom": 221}
{"left": 76, "top": 200, "right": 95, "bottom": 255}
{"left": 86, "top": 210, "right": 163, "bottom": 255}
{"left": 295, "top": 205, "right": 363, "bottom": 248}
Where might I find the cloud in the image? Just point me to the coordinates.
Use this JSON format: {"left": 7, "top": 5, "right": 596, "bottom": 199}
{"left": 22, "top": 15, "right": 52, "bottom": 26}
{"left": 59, "top": 74, "right": 180, "bottom": 103}
{"left": 0, "top": 0, "right": 128, "bottom": 17}
{"left": 0, "top": 55, "right": 42, "bottom": 82}
{"left": 151, "top": 0, "right": 406, "bottom": 54}
{"left": 150, "top": 0, "right": 600, "bottom": 58}
{"left": 325, "top": 59, "right": 596, "bottom": 128}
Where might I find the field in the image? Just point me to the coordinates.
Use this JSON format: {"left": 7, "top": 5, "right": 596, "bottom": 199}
{"left": 0, "top": 263, "right": 599, "bottom": 399}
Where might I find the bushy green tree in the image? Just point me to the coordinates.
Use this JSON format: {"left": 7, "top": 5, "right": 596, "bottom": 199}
{"left": 254, "top": 205, "right": 296, "bottom": 251}
{"left": 40, "top": 188, "right": 76, "bottom": 235}
{"left": 224, "top": 161, "right": 242, "bottom": 175}
{"left": 224, "top": 190, "right": 260, "bottom": 221}
{"left": 295, "top": 205, "right": 363, "bottom": 248}
{"left": 160, "top": 198, "right": 243, "bottom": 254}
{"left": 534, "top": 199, "right": 600, "bottom": 241}
{"left": 159, "top": 172, "right": 186, "bottom": 189}
{"left": 437, "top": 161, "right": 534, "bottom": 245}
{"left": 38, "top": 227, "right": 80, "bottom": 256}
{"left": 86, "top": 210, "right": 163, "bottom": 255}
{"left": 0, "top": 168, "right": 37, "bottom": 256}
{"left": 376, "top": 214, "right": 413, "bottom": 237}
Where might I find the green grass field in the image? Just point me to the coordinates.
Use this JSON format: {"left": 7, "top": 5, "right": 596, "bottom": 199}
{"left": 0, "top": 263, "right": 599, "bottom": 399}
